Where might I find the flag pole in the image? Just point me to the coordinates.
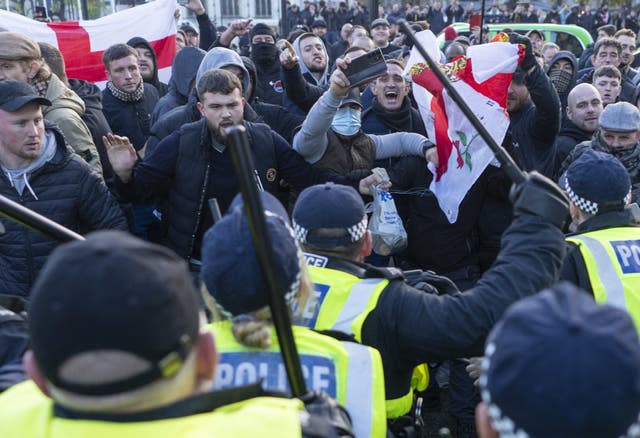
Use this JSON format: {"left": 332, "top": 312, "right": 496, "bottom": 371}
{"left": 479, "top": 0, "right": 486, "bottom": 43}
{"left": 399, "top": 20, "right": 526, "bottom": 185}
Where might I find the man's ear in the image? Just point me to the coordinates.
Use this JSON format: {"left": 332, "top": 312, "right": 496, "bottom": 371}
{"left": 566, "top": 105, "right": 573, "bottom": 121}
{"left": 476, "top": 402, "right": 500, "bottom": 438}
{"left": 26, "top": 60, "right": 42, "bottom": 80}
{"left": 360, "top": 230, "right": 373, "bottom": 259}
{"left": 195, "top": 330, "right": 217, "bottom": 382}
{"left": 23, "top": 350, "right": 51, "bottom": 396}
{"left": 196, "top": 101, "right": 205, "bottom": 117}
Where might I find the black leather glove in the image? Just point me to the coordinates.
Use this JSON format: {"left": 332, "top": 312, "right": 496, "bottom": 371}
{"left": 299, "top": 391, "right": 354, "bottom": 438}
{"left": 509, "top": 171, "right": 569, "bottom": 230}
{"left": 509, "top": 32, "right": 536, "bottom": 71}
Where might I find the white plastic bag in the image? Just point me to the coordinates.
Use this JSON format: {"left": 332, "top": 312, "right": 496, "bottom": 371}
{"left": 367, "top": 185, "right": 408, "bottom": 256}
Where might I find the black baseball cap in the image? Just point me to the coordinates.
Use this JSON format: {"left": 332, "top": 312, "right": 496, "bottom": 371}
{"left": 0, "top": 81, "right": 51, "bottom": 111}
{"left": 28, "top": 231, "right": 200, "bottom": 396}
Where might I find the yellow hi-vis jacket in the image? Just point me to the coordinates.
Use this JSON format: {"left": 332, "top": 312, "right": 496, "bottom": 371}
{"left": 209, "top": 320, "right": 387, "bottom": 438}
{"left": 0, "top": 380, "right": 305, "bottom": 438}
{"left": 567, "top": 227, "right": 640, "bottom": 332}
{"left": 301, "top": 253, "right": 425, "bottom": 419}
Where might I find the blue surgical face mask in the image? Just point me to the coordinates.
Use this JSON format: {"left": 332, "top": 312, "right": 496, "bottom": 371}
{"left": 331, "top": 107, "right": 361, "bottom": 136}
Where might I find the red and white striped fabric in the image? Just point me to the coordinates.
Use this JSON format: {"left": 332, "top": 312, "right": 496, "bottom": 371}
{"left": 0, "top": 0, "right": 176, "bottom": 88}
{"left": 405, "top": 30, "right": 523, "bottom": 223}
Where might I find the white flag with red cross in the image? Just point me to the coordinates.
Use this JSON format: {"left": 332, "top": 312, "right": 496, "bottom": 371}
{"left": 404, "top": 30, "right": 523, "bottom": 223}
{"left": 0, "top": 0, "right": 176, "bottom": 88}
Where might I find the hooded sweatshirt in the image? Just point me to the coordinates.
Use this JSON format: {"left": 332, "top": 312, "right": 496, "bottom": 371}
{"left": 546, "top": 50, "right": 578, "bottom": 119}
{"left": 152, "top": 46, "right": 206, "bottom": 125}
{"left": 2, "top": 131, "right": 57, "bottom": 199}
{"left": 127, "top": 37, "right": 169, "bottom": 97}
{"left": 196, "top": 47, "right": 250, "bottom": 98}
{"left": 292, "top": 33, "right": 330, "bottom": 87}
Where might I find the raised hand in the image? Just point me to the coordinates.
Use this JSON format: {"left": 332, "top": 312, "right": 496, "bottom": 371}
{"left": 103, "top": 133, "right": 137, "bottom": 183}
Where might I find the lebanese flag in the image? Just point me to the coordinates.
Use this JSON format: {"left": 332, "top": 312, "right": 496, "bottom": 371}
{"left": 0, "top": 0, "right": 176, "bottom": 88}
{"left": 404, "top": 31, "right": 523, "bottom": 223}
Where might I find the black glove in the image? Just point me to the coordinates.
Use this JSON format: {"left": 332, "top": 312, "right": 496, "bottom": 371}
{"left": 509, "top": 32, "right": 536, "bottom": 71}
{"left": 509, "top": 171, "right": 569, "bottom": 230}
{"left": 299, "top": 391, "right": 354, "bottom": 438}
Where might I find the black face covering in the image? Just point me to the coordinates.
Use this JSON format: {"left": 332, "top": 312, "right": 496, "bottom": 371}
{"left": 251, "top": 42, "right": 278, "bottom": 64}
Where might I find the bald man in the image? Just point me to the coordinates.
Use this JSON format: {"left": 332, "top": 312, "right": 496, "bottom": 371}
{"left": 554, "top": 83, "right": 604, "bottom": 176}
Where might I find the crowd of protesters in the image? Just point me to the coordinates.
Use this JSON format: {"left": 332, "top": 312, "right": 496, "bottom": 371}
{"left": 1, "top": 0, "right": 640, "bottom": 437}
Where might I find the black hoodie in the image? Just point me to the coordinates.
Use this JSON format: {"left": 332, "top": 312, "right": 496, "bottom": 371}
{"left": 68, "top": 78, "right": 115, "bottom": 185}
{"left": 152, "top": 46, "right": 206, "bottom": 125}
{"left": 127, "top": 37, "right": 169, "bottom": 97}
{"left": 546, "top": 50, "right": 578, "bottom": 118}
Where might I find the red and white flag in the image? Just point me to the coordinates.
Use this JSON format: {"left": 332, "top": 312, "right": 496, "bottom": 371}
{"left": 0, "top": 0, "right": 176, "bottom": 87}
{"left": 404, "top": 31, "right": 522, "bottom": 223}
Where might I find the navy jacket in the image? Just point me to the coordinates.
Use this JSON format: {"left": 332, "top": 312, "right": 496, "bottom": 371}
{"left": 116, "top": 119, "right": 367, "bottom": 260}
{"left": 0, "top": 126, "right": 127, "bottom": 298}
{"left": 315, "top": 210, "right": 564, "bottom": 404}
{"left": 102, "top": 83, "right": 159, "bottom": 152}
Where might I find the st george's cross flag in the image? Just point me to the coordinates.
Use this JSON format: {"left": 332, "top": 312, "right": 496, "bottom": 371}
{"left": 404, "top": 30, "right": 523, "bottom": 223}
{"left": 0, "top": 0, "right": 176, "bottom": 87}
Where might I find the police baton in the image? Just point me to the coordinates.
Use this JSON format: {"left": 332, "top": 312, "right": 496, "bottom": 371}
{"left": 399, "top": 20, "right": 526, "bottom": 185}
{"left": 0, "top": 193, "right": 84, "bottom": 242}
{"left": 224, "top": 125, "right": 308, "bottom": 398}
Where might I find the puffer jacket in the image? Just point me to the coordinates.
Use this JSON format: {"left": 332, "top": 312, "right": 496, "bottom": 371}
{"left": 0, "top": 125, "right": 127, "bottom": 299}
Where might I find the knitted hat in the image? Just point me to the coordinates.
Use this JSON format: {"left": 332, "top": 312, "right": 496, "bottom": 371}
{"left": 249, "top": 22, "right": 276, "bottom": 42}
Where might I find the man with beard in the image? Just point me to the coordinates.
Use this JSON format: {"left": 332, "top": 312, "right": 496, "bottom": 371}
{"left": 126, "top": 37, "right": 169, "bottom": 97}
{"left": 281, "top": 33, "right": 331, "bottom": 114}
{"left": 106, "top": 69, "right": 383, "bottom": 270}
{"left": 558, "top": 102, "right": 640, "bottom": 203}
{"left": 477, "top": 33, "right": 560, "bottom": 276}
{"left": 554, "top": 83, "right": 603, "bottom": 173}
{"left": 361, "top": 59, "right": 426, "bottom": 137}
{"left": 248, "top": 23, "right": 284, "bottom": 106}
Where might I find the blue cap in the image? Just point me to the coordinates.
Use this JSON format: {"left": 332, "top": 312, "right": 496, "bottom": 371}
{"left": 564, "top": 149, "right": 630, "bottom": 215}
{"left": 480, "top": 283, "right": 640, "bottom": 437}
{"left": 292, "top": 183, "right": 367, "bottom": 248}
{"left": 201, "top": 192, "right": 301, "bottom": 316}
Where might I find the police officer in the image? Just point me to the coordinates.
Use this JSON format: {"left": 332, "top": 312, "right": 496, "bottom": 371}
{"left": 289, "top": 179, "right": 568, "bottom": 428}
{"left": 477, "top": 283, "right": 640, "bottom": 437}
{"left": 561, "top": 149, "right": 640, "bottom": 332}
{"left": 0, "top": 231, "right": 350, "bottom": 437}
{"left": 201, "top": 192, "right": 386, "bottom": 438}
